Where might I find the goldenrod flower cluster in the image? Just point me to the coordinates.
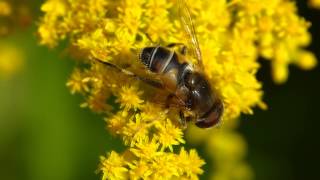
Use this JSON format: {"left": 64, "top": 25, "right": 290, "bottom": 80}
{"left": 0, "top": 0, "right": 12, "bottom": 35}
{"left": 0, "top": 1, "right": 11, "bottom": 16}
{"left": 0, "top": 0, "right": 32, "bottom": 36}
{"left": 37, "top": 0, "right": 317, "bottom": 179}
{"left": 0, "top": 1, "right": 27, "bottom": 77}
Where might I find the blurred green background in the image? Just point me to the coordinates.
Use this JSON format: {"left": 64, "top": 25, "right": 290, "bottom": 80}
{"left": 0, "top": 1, "right": 319, "bottom": 180}
{"left": 0, "top": 26, "right": 118, "bottom": 179}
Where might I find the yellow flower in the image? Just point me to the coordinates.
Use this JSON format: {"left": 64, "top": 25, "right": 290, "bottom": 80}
{"left": 0, "top": 1, "right": 11, "bottom": 16}
{"left": 295, "top": 50, "right": 318, "bottom": 70}
{"left": 0, "top": 44, "right": 24, "bottom": 78}
{"left": 0, "top": 1, "right": 32, "bottom": 36}
{"left": 66, "top": 68, "right": 90, "bottom": 94}
{"left": 177, "top": 148, "right": 205, "bottom": 179}
{"left": 210, "top": 162, "right": 254, "bottom": 180}
{"left": 309, "top": 0, "right": 320, "bottom": 8}
{"left": 207, "top": 130, "right": 247, "bottom": 162}
{"left": 130, "top": 138, "right": 161, "bottom": 160}
{"left": 116, "top": 85, "right": 144, "bottom": 110}
{"left": 99, "top": 151, "right": 128, "bottom": 180}
{"left": 140, "top": 102, "right": 167, "bottom": 123}
{"left": 121, "top": 114, "right": 149, "bottom": 146}
{"left": 81, "top": 93, "right": 112, "bottom": 113}
{"left": 150, "top": 154, "right": 179, "bottom": 179}
{"left": 127, "top": 160, "right": 153, "bottom": 180}
{"left": 155, "top": 119, "right": 185, "bottom": 151}
{"left": 106, "top": 111, "right": 128, "bottom": 135}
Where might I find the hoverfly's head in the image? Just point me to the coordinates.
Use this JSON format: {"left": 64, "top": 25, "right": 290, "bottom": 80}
{"left": 195, "top": 100, "right": 224, "bottom": 128}
{"left": 139, "top": 47, "right": 156, "bottom": 67}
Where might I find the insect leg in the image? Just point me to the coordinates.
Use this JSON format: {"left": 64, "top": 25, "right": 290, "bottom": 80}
{"left": 93, "top": 58, "right": 164, "bottom": 89}
{"left": 166, "top": 43, "right": 187, "bottom": 55}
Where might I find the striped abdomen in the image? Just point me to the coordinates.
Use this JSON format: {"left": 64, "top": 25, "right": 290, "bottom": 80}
{"left": 140, "top": 46, "right": 180, "bottom": 73}
{"left": 139, "top": 46, "right": 188, "bottom": 91}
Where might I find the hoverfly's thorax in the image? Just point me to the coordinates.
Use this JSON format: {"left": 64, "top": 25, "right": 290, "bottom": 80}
{"left": 184, "top": 73, "right": 214, "bottom": 114}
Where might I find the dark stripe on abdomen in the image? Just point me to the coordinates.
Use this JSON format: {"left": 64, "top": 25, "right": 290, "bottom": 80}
{"left": 162, "top": 52, "right": 180, "bottom": 74}
{"left": 149, "top": 47, "right": 174, "bottom": 73}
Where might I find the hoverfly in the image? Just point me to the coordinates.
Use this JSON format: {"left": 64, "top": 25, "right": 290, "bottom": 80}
{"left": 95, "top": 0, "right": 224, "bottom": 128}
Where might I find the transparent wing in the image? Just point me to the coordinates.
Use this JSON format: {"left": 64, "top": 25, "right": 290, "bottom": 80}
{"left": 178, "top": 0, "right": 203, "bottom": 70}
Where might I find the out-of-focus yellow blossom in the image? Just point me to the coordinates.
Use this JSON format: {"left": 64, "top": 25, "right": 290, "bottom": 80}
{"left": 66, "top": 68, "right": 90, "bottom": 94}
{"left": 207, "top": 130, "right": 253, "bottom": 180}
{"left": 187, "top": 124, "right": 254, "bottom": 180}
{"left": 0, "top": 1, "right": 32, "bottom": 36}
{"left": 37, "top": 0, "right": 316, "bottom": 179}
{"left": 309, "top": 0, "right": 320, "bottom": 8}
{"left": 0, "top": 1, "right": 11, "bottom": 16}
{"left": 0, "top": 44, "right": 24, "bottom": 78}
